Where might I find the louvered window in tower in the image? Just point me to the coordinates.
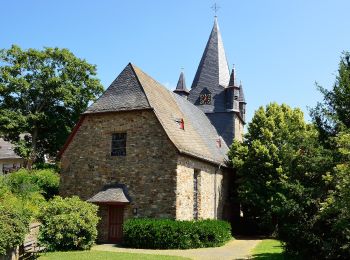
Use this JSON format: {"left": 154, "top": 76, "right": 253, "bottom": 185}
{"left": 111, "top": 133, "right": 127, "bottom": 156}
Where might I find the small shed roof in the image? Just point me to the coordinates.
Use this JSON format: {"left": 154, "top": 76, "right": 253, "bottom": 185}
{"left": 87, "top": 187, "right": 130, "bottom": 204}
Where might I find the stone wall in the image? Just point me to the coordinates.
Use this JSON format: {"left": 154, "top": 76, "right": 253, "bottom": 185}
{"left": 176, "top": 155, "right": 229, "bottom": 220}
{"left": 60, "top": 110, "right": 179, "bottom": 220}
{"left": 234, "top": 114, "right": 244, "bottom": 142}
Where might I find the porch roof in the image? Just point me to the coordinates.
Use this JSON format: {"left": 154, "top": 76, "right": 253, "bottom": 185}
{"left": 87, "top": 187, "right": 130, "bottom": 204}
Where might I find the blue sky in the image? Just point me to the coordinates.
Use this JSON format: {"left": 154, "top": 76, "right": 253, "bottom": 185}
{"left": 2, "top": 0, "right": 350, "bottom": 123}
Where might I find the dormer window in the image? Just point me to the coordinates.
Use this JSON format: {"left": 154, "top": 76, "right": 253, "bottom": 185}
{"left": 111, "top": 133, "right": 127, "bottom": 156}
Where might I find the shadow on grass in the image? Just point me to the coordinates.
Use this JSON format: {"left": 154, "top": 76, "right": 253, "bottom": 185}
{"left": 251, "top": 252, "right": 285, "bottom": 260}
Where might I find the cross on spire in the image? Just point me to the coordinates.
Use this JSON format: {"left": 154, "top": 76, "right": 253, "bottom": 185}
{"left": 211, "top": 3, "right": 220, "bottom": 17}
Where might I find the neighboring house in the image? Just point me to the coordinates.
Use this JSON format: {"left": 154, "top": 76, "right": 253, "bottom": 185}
{"left": 59, "top": 18, "right": 246, "bottom": 243}
{"left": 0, "top": 138, "right": 23, "bottom": 175}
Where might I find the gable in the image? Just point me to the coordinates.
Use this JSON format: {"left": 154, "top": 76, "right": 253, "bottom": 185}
{"left": 60, "top": 64, "right": 228, "bottom": 165}
{"left": 85, "top": 65, "right": 150, "bottom": 114}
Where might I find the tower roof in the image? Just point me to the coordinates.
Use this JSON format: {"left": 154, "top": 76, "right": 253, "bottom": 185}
{"left": 174, "top": 71, "right": 189, "bottom": 93}
{"left": 191, "top": 18, "right": 230, "bottom": 89}
{"left": 228, "top": 66, "right": 236, "bottom": 87}
{"left": 239, "top": 81, "right": 246, "bottom": 103}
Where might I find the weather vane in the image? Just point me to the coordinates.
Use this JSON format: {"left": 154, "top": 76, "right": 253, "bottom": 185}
{"left": 211, "top": 3, "right": 220, "bottom": 17}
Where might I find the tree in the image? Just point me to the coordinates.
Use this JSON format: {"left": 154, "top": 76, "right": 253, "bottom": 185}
{"left": 228, "top": 103, "right": 333, "bottom": 233}
{"left": 0, "top": 45, "right": 104, "bottom": 167}
{"left": 311, "top": 51, "right": 350, "bottom": 140}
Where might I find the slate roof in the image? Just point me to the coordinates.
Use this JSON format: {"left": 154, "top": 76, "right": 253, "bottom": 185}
{"left": 83, "top": 63, "right": 228, "bottom": 165}
{"left": 239, "top": 83, "right": 246, "bottom": 103}
{"left": 0, "top": 138, "right": 22, "bottom": 160}
{"left": 174, "top": 72, "right": 189, "bottom": 93}
{"left": 85, "top": 65, "right": 150, "bottom": 113}
{"left": 87, "top": 187, "right": 130, "bottom": 203}
{"left": 228, "top": 68, "right": 236, "bottom": 87}
{"left": 187, "top": 18, "right": 231, "bottom": 113}
{"left": 191, "top": 18, "right": 230, "bottom": 90}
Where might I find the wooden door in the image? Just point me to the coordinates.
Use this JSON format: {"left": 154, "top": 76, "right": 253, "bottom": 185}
{"left": 108, "top": 206, "right": 124, "bottom": 243}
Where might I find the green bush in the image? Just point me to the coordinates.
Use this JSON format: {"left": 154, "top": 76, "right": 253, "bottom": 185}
{"left": 0, "top": 205, "right": 29, "bottom": 255}
{"left": 38, "top": 196, "right": 99, "bottom": 251}
{"left": 123, "top": 218, "right": 232, "bottom": 249}
{"left": 5, "top": 168, "right": 59, "bottom": 200}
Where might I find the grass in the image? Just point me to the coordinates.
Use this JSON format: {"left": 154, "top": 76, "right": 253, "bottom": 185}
{"left": 38, "top": 251, "right": 189, "bottom": 260}
{"left": 251, "top": 239, "right": 284, "bottom": 260}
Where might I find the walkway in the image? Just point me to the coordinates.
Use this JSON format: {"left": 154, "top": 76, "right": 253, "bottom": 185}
{"left": 92, "top": 238, "right": 262, "bottom": 260}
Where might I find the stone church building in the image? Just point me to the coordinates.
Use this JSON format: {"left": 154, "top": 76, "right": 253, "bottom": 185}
{"left": 59, "top": 18, "right": 246, "bottom": 243}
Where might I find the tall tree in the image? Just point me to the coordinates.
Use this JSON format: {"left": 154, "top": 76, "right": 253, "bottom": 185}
{"left": 228, "top": 103, "right": 333, "bottom": 233}
{"left": 311, "top": 51, "right": 350, "bottom": 140}
{"left": 0, "top": 45, "right": 104, "bottom": 167}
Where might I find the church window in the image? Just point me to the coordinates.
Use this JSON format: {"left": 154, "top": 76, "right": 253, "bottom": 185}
{"left": 199, "top": 93, "right": 212, "bottom": 105}
{"left": 193, "top": 169, "right": 200, "bottom": 220}
{"left": 111, "top": 133, "right": 127, "bottom": 156}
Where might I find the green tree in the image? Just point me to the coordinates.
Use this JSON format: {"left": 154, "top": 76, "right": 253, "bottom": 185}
{"left": 228, "top": 103, "right": 333, "bottom": 234}
{"left": 0, "top": 45, "right": 103, "bottom": 167}
{"left": 311, "top": 51, "right": 350, "bottom": 140}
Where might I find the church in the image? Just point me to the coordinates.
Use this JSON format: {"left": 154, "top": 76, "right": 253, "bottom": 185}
{"left": 59, "top": 18, "right": 246, "bottom": 243}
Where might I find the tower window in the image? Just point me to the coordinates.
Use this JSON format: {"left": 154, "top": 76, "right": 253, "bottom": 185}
{"left": 111, "top": 133, "right": 127, "bottom": 156}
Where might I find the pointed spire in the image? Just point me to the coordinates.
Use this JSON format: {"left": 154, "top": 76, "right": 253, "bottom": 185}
{"left": 175, "top": 71, "right": 188, "bottom": 92}
{"left": 238, "top": 81, "right": 246, "bottom": 103}
{"left": 174, "top": 70, "right": 189, "bottom": 98}
{"left": 191, "top": 18, "right": 230, "bottom": 89}
{"left": 228, "top": 65, "right": 236, "bottom": 87}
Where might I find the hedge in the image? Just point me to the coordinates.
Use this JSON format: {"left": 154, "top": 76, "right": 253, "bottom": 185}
{"left": 123, "top": 218, "right": 232, "bottom": 249}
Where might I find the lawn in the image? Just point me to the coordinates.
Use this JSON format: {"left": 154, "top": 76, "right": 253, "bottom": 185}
{"left": 38, "top": 251, "right": 189, "bottom": 260}
{"left": 251, "top": 239, "right": 284, "bottom": 260}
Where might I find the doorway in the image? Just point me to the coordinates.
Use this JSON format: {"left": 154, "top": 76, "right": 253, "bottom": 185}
{"left": 108, "top": 205, "right": 124, "bottom": 243}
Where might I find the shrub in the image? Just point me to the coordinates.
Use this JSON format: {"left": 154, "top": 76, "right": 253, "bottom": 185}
{"left": 32, "top": 169, "right": 60, "bottom": 200}
{"left": 5, "top": 168, "right": 59, "bottom": 200}
{"left": 0, "top": 205, "right": 29, "bottom": 255}
{"left": 123, "top": 218, "right": 232, "bottom": 249}
{"left": 38, "top": 196, "right": 99, "bottom": 251}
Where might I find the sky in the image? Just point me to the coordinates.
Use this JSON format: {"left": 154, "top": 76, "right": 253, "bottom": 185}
{"left": 1, "top": 0, "right": 350, "bottom": 123}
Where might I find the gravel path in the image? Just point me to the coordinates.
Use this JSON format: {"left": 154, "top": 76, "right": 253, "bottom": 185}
{"left": 92, "top": 238, "right": 262, "bottom": 260}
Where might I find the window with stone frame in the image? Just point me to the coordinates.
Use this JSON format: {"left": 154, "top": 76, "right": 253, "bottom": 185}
{"left": 111, "top": 133, "right": 127, "bottom": 156}
{"left": 193, "top": 169, "right": 200, "bottom": 220}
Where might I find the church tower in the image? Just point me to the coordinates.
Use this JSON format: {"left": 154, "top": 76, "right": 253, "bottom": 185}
{"left": 177, "top": 18, "right": 246, "bottom": 146}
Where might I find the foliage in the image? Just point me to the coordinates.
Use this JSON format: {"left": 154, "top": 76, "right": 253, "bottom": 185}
{"left": 310, "top": 51, "right": 350, "bottom": 140}
{"left": 0, "top": 182, "right": 30, "bottom": 256}
{"left": 228, "top": 103, "right": 333, "bottom": 233}
{"left": 38, "top": 251, "right": 189, "bottom": 260}
{"left": 311, "top": 131, "right": 350, "bottom": 259}
{"left": 0, "top": 205, "right": 29, "bottom": 255}
{"left": 0, "top": 45, "right": 104, "bottom": 166}
{"left": 38, "top": 196, "right": 99, "bottom": 251}
{"left": 231, "top": 50, "right": 350, "bottom": 259}
{"left": 4, "top": 168, "right": 59, "bottom": 200}
{"left": 123, "top": 218, "right": 231, "bottom": 249}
